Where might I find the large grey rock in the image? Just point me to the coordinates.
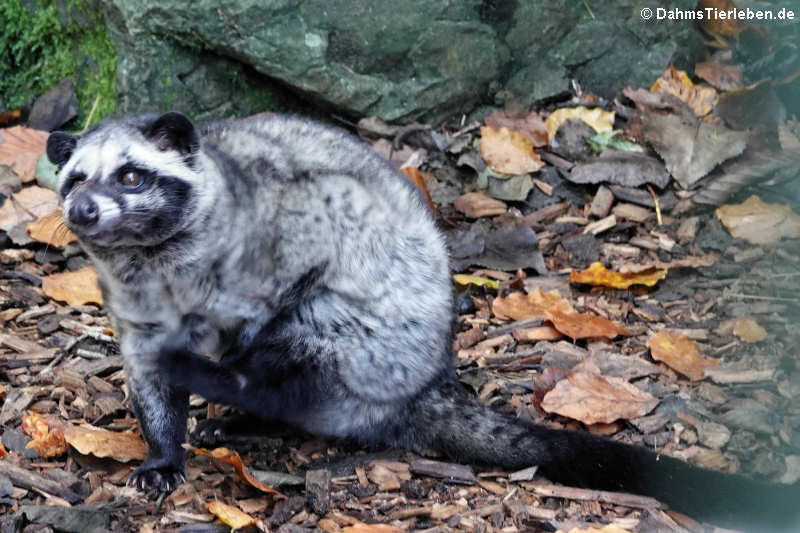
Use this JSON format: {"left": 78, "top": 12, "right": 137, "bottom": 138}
{"left": 96, "top": 0, "right": 702, "bottom": 122}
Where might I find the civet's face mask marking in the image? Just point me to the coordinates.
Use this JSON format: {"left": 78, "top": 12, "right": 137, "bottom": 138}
{"left": 47, "top": 113, "right": 199, "bottom": 248}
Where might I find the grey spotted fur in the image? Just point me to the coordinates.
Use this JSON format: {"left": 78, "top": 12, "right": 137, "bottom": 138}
{"left": 46, "top": 113, "right": 799, "bottom": 530}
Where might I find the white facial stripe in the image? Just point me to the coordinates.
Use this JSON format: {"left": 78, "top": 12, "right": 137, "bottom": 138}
{"left": 92, "top": 194, "right": 121, "bottom": 221}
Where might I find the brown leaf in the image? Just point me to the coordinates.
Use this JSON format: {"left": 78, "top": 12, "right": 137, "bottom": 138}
{"left": 479, "top": 126, "right": 544, "bottom": 175}
{"left": 546, "top": 310, "right": 627, "bottom": 340}
{"left": 732, "top": 317, "right": 767, "bottom": 343}
{"left": 484, "top": 111, "right": 549, "bottom": 147}
{"left": 699, "top": 0, "right": 744, "bottom": 37}
{"left": 616, "top": 253, "right": 718, "bottom": 273}
{"left": 0, "top": 126, "right": 49, "bottom": 183}
{"left": 206, "top": 501, "right": 256, "bottom": 530}
{"left": 0, "top": 186, "right": 60, "bottom": 233}
{"left": 186, "top": 445, "right": 284, "bottom": 496}
{"left": 21, "top": 413, "right": 68, "bottom": 458}
{"left": 545, "top": 106, "right": 614, "bottom": 141}
{"left": 570, "top": 261, "right": 667, "bottom": 288}
{"left": 541, "top": 371, "right": 658, "bottom": 424}
{"left": 63, "top": 423, "right": 147, "bottom": 462}
{"left": 646, "top": 330, "right": 718, "bottom": 381}
{"left": 716, "top": 195, "right": 800, "bottom": 244}
{"left": 399, "top": 167, "right": 436, "bottom": 213}
{"left": 695, "top": 60, "right": 743, "bottom": 91}
{"left": 41, "top": 267, "right": 104, "bottom": 306}
{"left": 492, "top": 290, "right": 574, "bottom": 321}
{"left": 453, "top": 191, "right": 507, "bottom": 218}
{"left": 26, "top": 209, "right": 77, "bottom": 247}
{"left": 650, "top": 66, "right": 718, "bottom": 117}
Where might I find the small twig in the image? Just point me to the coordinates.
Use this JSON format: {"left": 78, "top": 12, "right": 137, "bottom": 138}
{"left": 582, "top": 0, "right": 596, "bottom": 19}
{"left": 647, "top": 185, "right": 662, "bottom": 225}
{"left": 724, "top": 293, "right": 800, "bottom": 303}
{"left": 81, "top": 95, "right": 101, "bottom": 133}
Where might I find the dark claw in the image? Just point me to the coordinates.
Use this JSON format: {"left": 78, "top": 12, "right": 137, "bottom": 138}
{"left": 129, "top": 462, "right": 186, "bottom": 495}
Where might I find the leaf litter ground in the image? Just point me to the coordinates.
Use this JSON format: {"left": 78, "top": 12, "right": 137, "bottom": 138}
{"left": 2, "top": 31, "right": 800, "bottom": 533}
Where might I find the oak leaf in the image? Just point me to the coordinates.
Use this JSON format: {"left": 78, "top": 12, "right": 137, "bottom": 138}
{"left": 646, "top": 330, "right": 718, "bottom": 381}
{"left": 570, "top": 261, "right": 667, "bottom": 289}
{"left": 42, "top": 267, "right": 103, "bottom": 306}
{"left": 546, "top": 310, "right": 627, "bottom": 340}
{"left": 0, "top": 126, "right": 49, "bottom": 183}
{"left": 716, "top": 195, "right": 800, "bottom": 244}
{"left": 492, "top": 290, "right": 574, "bottom": 321}
{"left": 480, "top": 126, "right": 544, "bottom": 175}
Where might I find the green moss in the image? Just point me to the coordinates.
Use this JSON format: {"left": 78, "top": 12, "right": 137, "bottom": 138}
{"left": 0, "top": 0, "right": 116, "bottom": 126}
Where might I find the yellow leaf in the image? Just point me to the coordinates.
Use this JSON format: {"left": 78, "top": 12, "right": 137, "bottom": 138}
{"left": 545, "top": 106, "right": 615, "bottom": 141}
{"left": 647, "top": 330, "right": 718, "bottom": 381}
{"left": 206, "top": 501, "right": 256, "bottom": 530}
{"left": 452, "top": 274, "right": 499, "bottom": 290}
{"left": 570, "top": 261, "right": 667, "bottom": 289}
{"left": 41, "top": 267, "right": 104, "bottom": 306}
{"left": 651, "top": 65, "right": 718, "bottom": 117}
{"left": 732, "top": 317, "right": 767, "bottom": 343}
{"left": 480, "top": 126, "right": 544, "bottom": 175}
{"left": 26, "top": 209, "right": 77, "bottom": 247}
{"left": 63, "top": 424, "right": 147, "bottom": 462}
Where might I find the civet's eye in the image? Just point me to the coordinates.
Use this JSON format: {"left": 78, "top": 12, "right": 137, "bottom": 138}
{"left": 120, "top": 171, "right": 142, "bottom": 187}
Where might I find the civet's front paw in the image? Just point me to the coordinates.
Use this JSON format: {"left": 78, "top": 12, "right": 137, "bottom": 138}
{"left": 128, "top": 457, "right": 186, "bottom": 495}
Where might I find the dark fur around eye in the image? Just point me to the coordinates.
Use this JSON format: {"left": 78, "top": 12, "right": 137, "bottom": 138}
{"left": 60, "top": 172, "right": 86, "bottom": 198}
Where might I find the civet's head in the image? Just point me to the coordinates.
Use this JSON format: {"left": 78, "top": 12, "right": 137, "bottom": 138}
{"left": 47, "top": 112, "right": 200, "bottom": 248}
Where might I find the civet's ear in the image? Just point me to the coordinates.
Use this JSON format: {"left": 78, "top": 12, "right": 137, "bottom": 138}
{"left": 46, "top": 132, "right": 79, "bottom": 167}
{"left": 146, "top": 112, "right": 199, "bottom": 163}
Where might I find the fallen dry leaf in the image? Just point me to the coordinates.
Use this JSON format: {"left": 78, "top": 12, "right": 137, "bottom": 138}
{"left": 206, "top": 501, "right": 256, "bottom": 530}
{"left": 492, "top": 290, "right": 574, "bottom": 321}
{"left": 186, "top": 445, "right": 284, "bottom": 496}
{"left": 541, "top": 370, "right": 658, "bottom": 425}
{"left": 651, "top": 66, "right": 718, "bottom": 117}
{"left": 452, "top": 274, "right": 499, "bottom": 290}
{"left": 41, "top": 267, "right": 104, "bottom": 306}
{"left": 0, "top": 126, "right": 49, "bottom": 183}
{"left": 647, "top": 330, "right": 718, "bottom": 381}
{"left": 21, "top": 413, "right": 68, "bottom": 458}
{"left": 484, "top": 111, "right": 549, "bottom": 147}
{"left": 63, "top": 423, "right": 147, "bottom": 462}
{"left": 26, "top": 209, "right": 77, "bottom": 247}
{"left": 547, "top": 310, "right": 627, "bottom": 340}
{"left": 493, "top": 291, "right": 624, "bottom": 339}
{"left": 643, "top": 111, "right": 748, "bottom": 189}
{"left": 399, "top": 167, "right": 436, "bottom": 212}
{"left": 570, "top": 261, "right": 667, "bottom": 289}
{"left": 732, "top": 317, "right": 767, "bottom": 343}
{"left": 452, "top": 191, "right": 507, "bottom": 218}
{"left": 695, "top": 59, "right": 743, "bottom": 91}
{"left": 616, "top": 253, "right": 718, "bottom": 273}
{"left": 480, "top": 126, "right": 544, "bottom": 175}
{"left": 699, "top": 0, "right": 744, "bottom": 37}
{"left": 545, "top": 106, "right": 614, "bottom": 141}
{"left": 716, "top": 195, "right": 800, "bottom": 244}
{"left": 342, "top": 524, "right": 406, "bottom": 533}
{"left": 0, "top": 185, "right": 60, "bottom": 233}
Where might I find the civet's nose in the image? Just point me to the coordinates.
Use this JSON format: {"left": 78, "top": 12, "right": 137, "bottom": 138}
{"left": 69, "top": 197, "right": 99, "bottom": 227}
